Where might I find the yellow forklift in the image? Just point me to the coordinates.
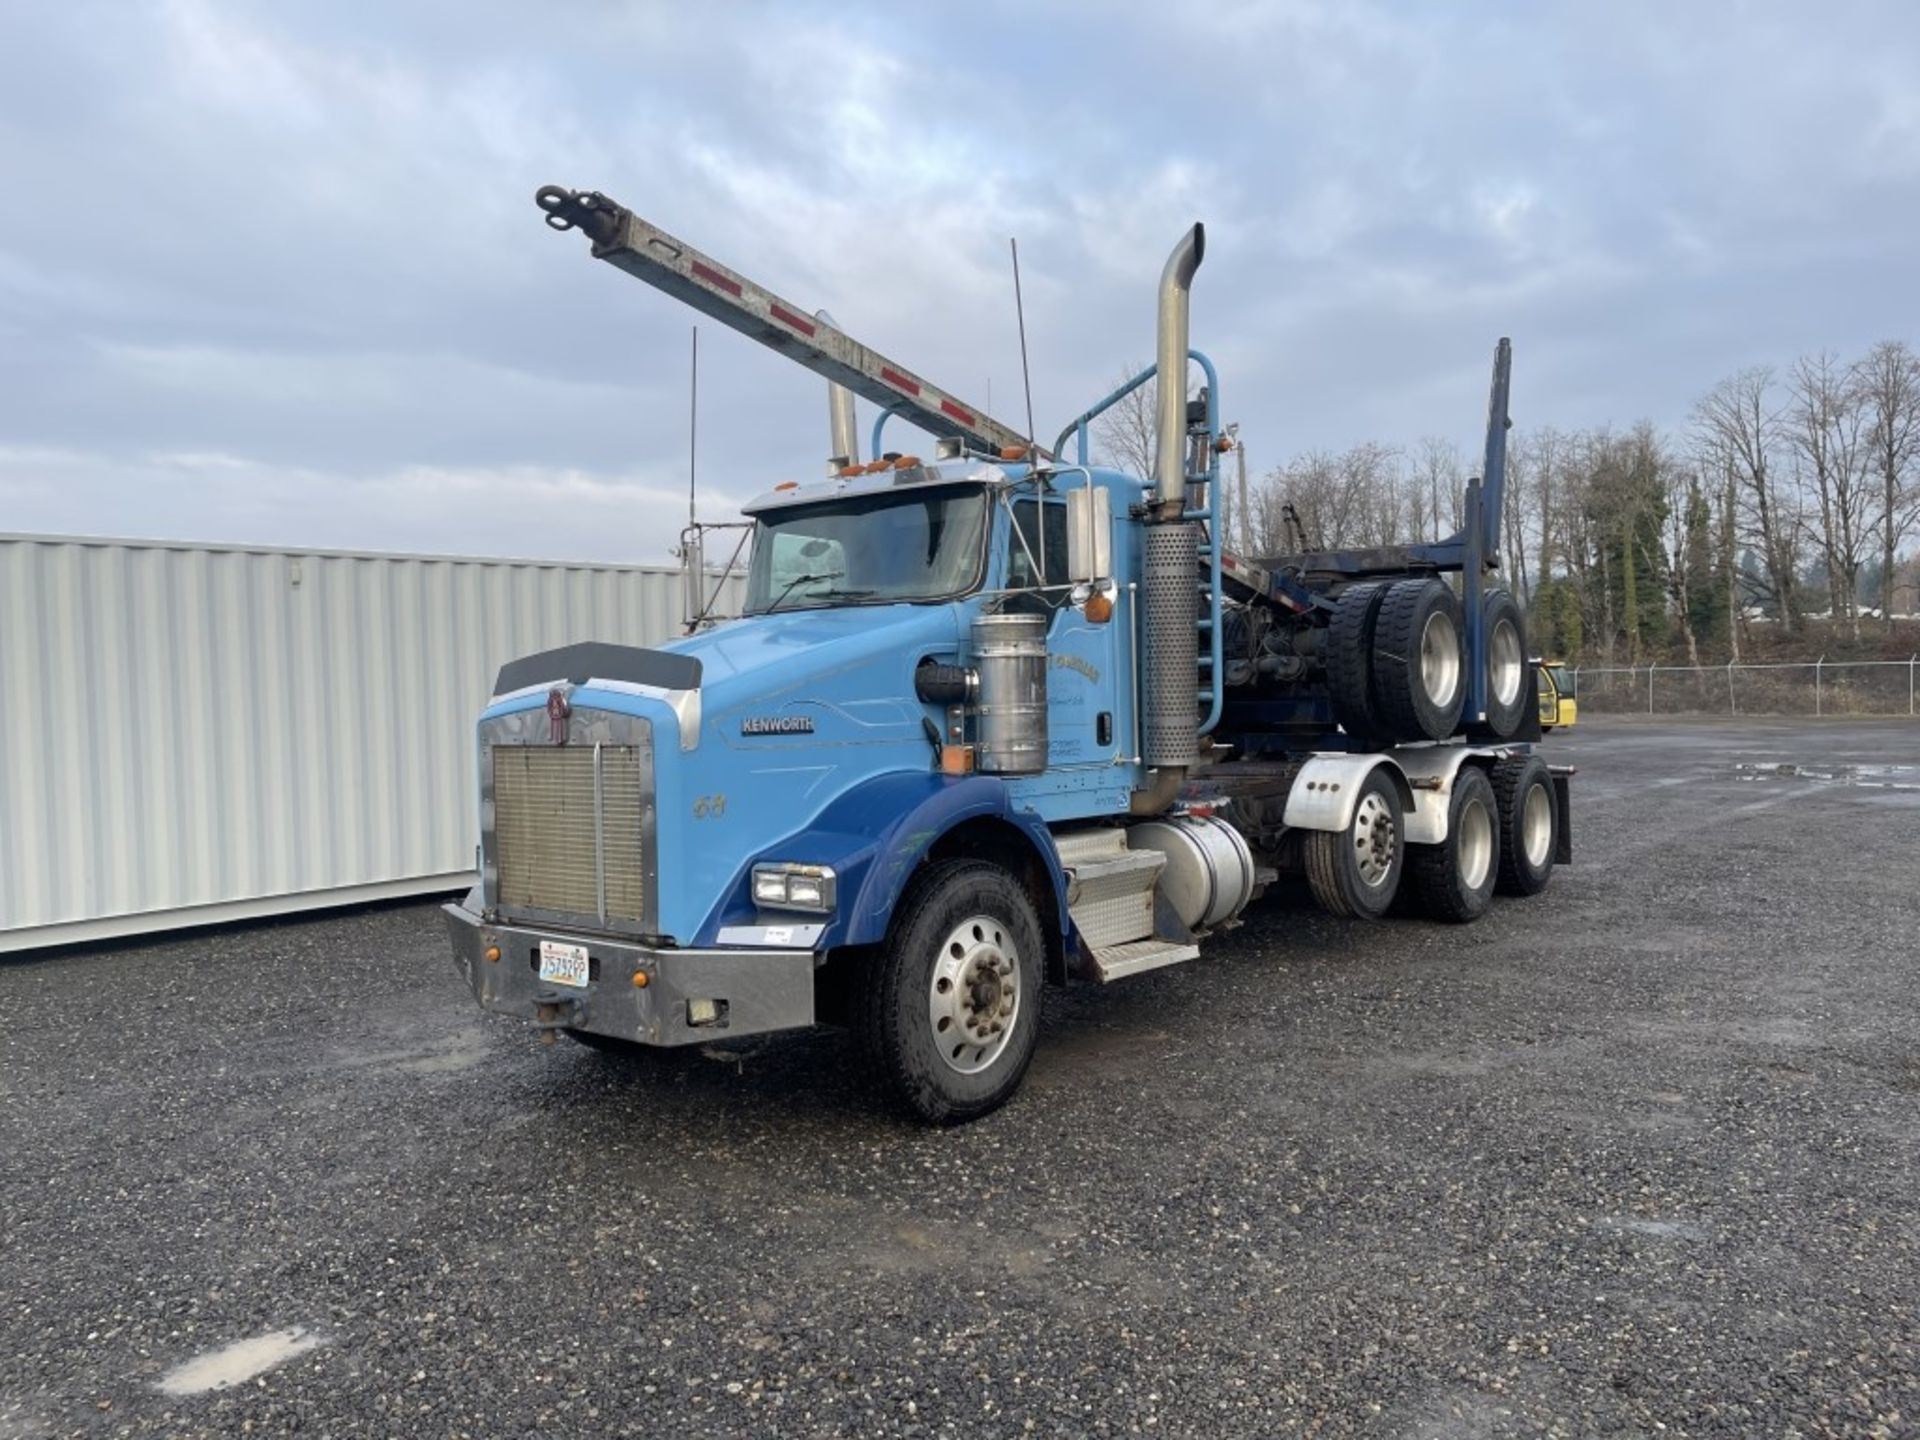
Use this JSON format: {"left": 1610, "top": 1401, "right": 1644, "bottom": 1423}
{"left": 1537, "top": 660, "right": 1577, "bottom": 732}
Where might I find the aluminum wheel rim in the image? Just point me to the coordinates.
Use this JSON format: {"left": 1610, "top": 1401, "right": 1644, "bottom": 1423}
{"left": 928, "top": 915, "right": 1021, "bottom": 1076}
{"left": 1488, "top": 619, "right": 1523, "bottom": 709}
{"left": 1522, "top": 782, "right": 1553, "bottom": 868}
{"left": 1420, "top": 611, "right": 1462, "bottom": 709}
{"left": 1352, "top": 792, "right": 1398, "bottom": 888}
{"left": 1457, "top": 796, "right": 1493, "bottom": 891}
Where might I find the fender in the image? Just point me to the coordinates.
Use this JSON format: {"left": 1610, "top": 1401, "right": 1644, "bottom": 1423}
{"left": 1284, "top": 745, "right": 1528, "bottom": 845}
{"left": 1281, "top": 753, "right": 1415, "bottom": 834}
{"left": 692, "top": 770, "right": 1069, "bottom": 951}
{"left": 1391, "top": 746, "right": 1484, "bottom": 846}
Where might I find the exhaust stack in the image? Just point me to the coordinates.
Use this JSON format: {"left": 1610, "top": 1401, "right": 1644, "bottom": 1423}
{"left": 1133, "top": 223, "right": 1206, "bottom": 815}
{"left": 1152, "top": 225, "right": 1205, "bottom": 512}
{"left": 816, "top": 309, "right": 861, "bottom": 469}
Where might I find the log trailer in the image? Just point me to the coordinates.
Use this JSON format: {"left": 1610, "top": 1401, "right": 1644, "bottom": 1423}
{"left": 445, "top": 186, "right": 1573, "bottom": 1122}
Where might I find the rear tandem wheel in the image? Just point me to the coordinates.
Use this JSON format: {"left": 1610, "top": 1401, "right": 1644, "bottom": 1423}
{"left": 1303, "top": 765, "right": 1405, "bottom": 920}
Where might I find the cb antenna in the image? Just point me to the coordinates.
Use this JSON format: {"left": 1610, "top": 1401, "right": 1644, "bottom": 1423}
{"left": 679, "top": 324, "right": 705, "bottom": 631}
{"left": 1009, "top": 236, "right": 1046, "bottom": 588}
{"left": 1009, "top": 238, "right": 1038, "bottom": 459}
{"left": 688, "top": 324, "right": 698, "bottom": 526}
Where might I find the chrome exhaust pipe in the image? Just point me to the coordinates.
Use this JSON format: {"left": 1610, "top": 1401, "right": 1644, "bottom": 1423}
{"left": 1133, "top": 223, "right": 1205, "bottom": 815}
{"left": 1152, "top": 224, "right": 1204, "bottom": 513}
{"left": 817, "top": 310, "right": 860, "bottom": 469}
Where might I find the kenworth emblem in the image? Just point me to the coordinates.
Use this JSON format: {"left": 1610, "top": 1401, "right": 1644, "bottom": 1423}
{"left": 546, "top": 686, "right": 572, "bottom": 744}
{"left": 741, "top": 715, "right": 814, "bottom": 735}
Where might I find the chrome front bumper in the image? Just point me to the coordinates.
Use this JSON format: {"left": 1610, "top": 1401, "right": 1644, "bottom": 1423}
{"left": 444, "top": 903, "right": 815, "bottom": 1047}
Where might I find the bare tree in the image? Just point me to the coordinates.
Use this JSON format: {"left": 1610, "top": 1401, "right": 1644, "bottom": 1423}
{"left": 1855, "top": 340, "right": 1920, "bottom": 624}
{"left": 1693, "top": 368, "right": 1802, "bottom": 632}
{"left": 1714, "top": 457, "right": 1741, "bottom": 661}
{"left": 1788, "top": 351, "right": 1875, "bottom": 638}
{"left": 1410, "top": 437, "right": 1464, "bottom": 543}
{"left": 1256, "top": 442, "right": 1406, "bottom": 552}
{"left": 1090, "top": 367, "right": 1155, "bottom": 480}
{"left": 1524, "top": 426, "right": 1565, "bottom": 584}
{"left": 1661, "top": 465, "right": 1706, "bottom": 668}
{"left": 1500, "top": 435, "right": 1534, "bottom": 600}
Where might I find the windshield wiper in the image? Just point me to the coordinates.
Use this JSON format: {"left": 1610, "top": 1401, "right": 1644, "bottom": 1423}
{"left": 816, "top": 587, "right": 878, "bottom": 602}
{"left": 764, "top": 570, "right": 844, "bottom": 613}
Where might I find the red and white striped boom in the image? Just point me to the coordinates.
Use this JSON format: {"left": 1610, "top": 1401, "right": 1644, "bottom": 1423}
{"left": 535, "top": 186, "right": 1041, "bottom": 459}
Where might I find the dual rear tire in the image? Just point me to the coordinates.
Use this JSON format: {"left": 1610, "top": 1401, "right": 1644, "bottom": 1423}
{"left": 1326, "top": 581, "right": 1532, "bottom": 744}
{"left": 1404, "top": 764, "right": 1499, "bottom": 922}
{"left": 1328, "top": 577, "right": 1466, "bottom": 745}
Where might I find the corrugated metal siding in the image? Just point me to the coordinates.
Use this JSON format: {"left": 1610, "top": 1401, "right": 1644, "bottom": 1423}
{"left": 0, "top": 533, "right": 742, "bottom": 952}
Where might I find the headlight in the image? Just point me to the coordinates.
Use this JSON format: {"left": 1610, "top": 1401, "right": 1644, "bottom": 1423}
{"left": 751, "top": 862, "right": 837, "bottom": 914}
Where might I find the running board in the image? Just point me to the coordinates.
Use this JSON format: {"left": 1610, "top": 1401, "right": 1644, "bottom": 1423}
{"left": 1088, "top": 938, "right": 1201, "bottom": 983}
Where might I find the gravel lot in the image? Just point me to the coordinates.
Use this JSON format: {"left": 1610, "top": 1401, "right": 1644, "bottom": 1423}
{"left": 4, "top": 717, "right": 1919, "bottom": 1438}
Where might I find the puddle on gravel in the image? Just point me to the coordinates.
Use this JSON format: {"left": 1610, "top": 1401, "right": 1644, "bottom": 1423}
{"left": 157, "top": 1326, "right": 327, "bottom": 1396}
{"left": 1732, "top": 760, "right": 1920, "bottom": 790}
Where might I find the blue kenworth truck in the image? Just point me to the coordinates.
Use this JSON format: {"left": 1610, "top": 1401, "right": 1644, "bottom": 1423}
{"left": 445, "top": 186, "right": 1572, "bottom": 1123}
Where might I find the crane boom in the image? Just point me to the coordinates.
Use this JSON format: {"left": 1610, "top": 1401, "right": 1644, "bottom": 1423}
{"left": 535, "top": 186, "right": 1042, "bottom": 459}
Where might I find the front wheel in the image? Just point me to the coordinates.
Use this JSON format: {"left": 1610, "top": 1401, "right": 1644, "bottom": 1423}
{"left": 860, "top": 858, "right": 1044, "bottom": 1124}
{"left": 1303, "top": 766, "right": 1405, "bottom": 919}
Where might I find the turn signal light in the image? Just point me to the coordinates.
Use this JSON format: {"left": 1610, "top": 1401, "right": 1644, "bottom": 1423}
{"left": 632, "top": 969, "right": 651, "bottom": 989}
{"left": 998, "top": 444, "right": 1029, "bottom": 461}
{"left": 1085, "top": 589, "right": 1114, "bottom": 624}
{"left": 484, "top": 945, "right": 502, "bottom": 964}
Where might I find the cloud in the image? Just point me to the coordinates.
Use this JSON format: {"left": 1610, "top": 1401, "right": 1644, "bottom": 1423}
{"left": 0, "top": 0, "right": 1917, "bottom": 558}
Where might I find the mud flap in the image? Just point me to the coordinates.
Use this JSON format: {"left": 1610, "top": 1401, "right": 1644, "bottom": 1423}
{"left": 1551, "top": 769, "right": 1574, "bottom": 865}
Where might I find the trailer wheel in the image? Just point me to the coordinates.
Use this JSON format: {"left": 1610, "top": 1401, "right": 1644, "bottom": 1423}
{"left": 1371, "top": 578, "right": 1466, "bottom": 742}
{"left": 1480, "top": 589, "right": 1529, "bottom": 739}
{"left": 1406, "top": 765, "right": 1499, "bottom": 922}
{"left": 1325, "top": 580, "right": 1389, "bottom": 743}
{"left": 1303, "top": 767, "right": 1404, "bottom": 920}
{"left": 859, "top": 858, "right": 1043, "bottom": 1124}
{"left": 1490, "top": 755, "right": 1556, "bottom": 896}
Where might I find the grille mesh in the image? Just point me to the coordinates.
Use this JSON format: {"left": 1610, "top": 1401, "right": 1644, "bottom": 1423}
{"left": 492, "top": 745, "right": 648, "bottom": 924}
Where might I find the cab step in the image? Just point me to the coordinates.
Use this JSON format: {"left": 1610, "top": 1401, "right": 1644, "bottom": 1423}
{"left": 1054, "top": 827, "right": 1165, "bottom": 950}
{"left": 1087, "top": 937, "right": 1202, "bottom": 983}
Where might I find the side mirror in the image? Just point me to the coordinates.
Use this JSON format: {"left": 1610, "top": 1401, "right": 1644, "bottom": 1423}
{"left": 1066, "top": 484, "right": 1112, "bottom": 586}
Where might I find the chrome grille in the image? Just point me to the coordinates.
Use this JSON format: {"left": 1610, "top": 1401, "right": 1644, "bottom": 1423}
{"left": 491, "top": 742, "right": 650, "bottom": 927}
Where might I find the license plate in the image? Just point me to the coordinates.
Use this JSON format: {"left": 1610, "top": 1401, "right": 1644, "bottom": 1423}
{"left": 537, "top": 939, "right": 591, "bottom": 988}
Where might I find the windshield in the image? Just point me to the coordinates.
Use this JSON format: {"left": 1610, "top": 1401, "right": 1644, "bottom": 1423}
{"left": 745, "top": 485, "right": 989, "bottom": 613}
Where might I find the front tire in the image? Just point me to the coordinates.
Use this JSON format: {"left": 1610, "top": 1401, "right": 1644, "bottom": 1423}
{"left": 1406, "top": 765, "right": 1499, "bottom": 922}
{"left": 1491, "top": 755, "right": 1556, "bottom": 896}
{"left": 860, "top": 858, "right": 1044, "bottom": 1124}
{"left": 1303, "top": 766, "right": 1405, "bottom": 919}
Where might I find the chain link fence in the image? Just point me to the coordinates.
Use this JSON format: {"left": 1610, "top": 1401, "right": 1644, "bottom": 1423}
{"left": 1570, "top": 659, "right": 1920, "bottom": 717}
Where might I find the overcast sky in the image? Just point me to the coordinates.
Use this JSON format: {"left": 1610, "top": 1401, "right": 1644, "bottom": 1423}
{"left": 2, "top": 1, "right": 1916, "bottom": 562}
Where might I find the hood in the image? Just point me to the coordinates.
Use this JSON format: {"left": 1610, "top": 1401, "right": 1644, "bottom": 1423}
{"left": 664, "top": 602, "right": 966, "bottom": 745}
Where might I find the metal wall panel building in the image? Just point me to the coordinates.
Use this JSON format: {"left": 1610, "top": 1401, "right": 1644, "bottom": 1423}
{"left": 0, "top": 533, "right": 742, "bottom": 953}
